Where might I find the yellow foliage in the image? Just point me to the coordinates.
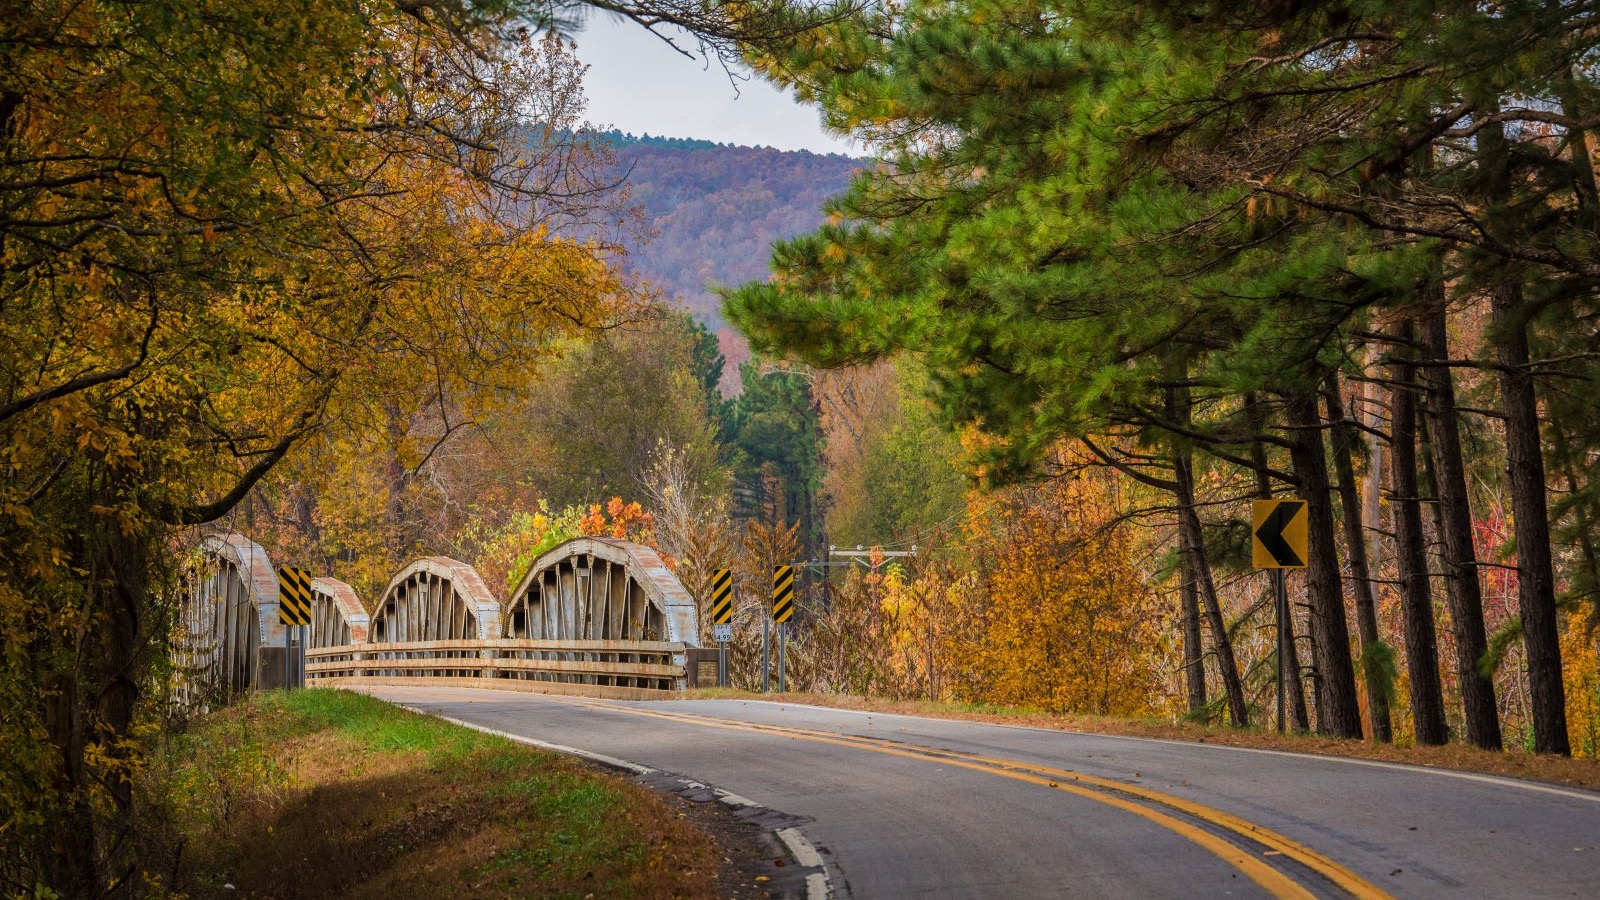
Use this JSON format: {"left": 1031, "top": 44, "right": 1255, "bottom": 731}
{"left": 0, "top": 12, "right": 635, "bottom": 891}
{"left": 948, "top": 472, "right": 1164, "bottom": 717}
{"left": 1562, "top": 610, "right": 1600, "bottom": 759}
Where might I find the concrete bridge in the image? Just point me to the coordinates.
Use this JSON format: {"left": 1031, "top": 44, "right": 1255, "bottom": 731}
{"left": 173, "top": 532, "right": 708, "bottom": 706}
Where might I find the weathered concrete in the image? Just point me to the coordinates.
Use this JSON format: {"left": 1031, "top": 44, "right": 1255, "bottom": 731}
{"left": 369, "top": 556, "right": 503, "bottom": 643}
{"left": 506, "top": 537, "right": 699, "bottom": 645}
{"left": 310, "top": 576, "right": 369, "bottom": 647}
{"left": 176, "top": 533, "right": 285, "bottom": 701}
{"left": 183, "top": 534, "right": 701, "bottom": 701}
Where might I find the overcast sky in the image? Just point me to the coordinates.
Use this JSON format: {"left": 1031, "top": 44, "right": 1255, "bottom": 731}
{"left": 572, "top": 15, "right": 857, "bottom": 155}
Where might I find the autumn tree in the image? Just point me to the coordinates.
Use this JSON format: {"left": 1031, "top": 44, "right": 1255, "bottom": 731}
{"left": 819, "top": 361, "right": 965, "bottom": 549}
{"left": 949, "top": 471, "right": 1164, "bottom": 716}
{"left": 1, "top": 0, "right": 861, "bottom": 892}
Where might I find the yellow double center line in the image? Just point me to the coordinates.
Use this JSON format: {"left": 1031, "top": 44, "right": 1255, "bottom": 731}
{"left": 583, "top": 702, "right": 1394, "bottom": 900}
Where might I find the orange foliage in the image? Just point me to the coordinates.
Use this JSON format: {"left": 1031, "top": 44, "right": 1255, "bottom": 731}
{"left": 1562, "top": 611, "right": 1600, "bottom": 759}
{"left": 580, "top": 498, "right": 656, "bottom": 545}
{"left": 945, "top": 471, "right": 1165, "bottom": 716}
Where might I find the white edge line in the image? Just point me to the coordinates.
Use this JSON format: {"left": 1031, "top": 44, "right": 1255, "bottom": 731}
{"left": 777, "top": 827, "right": 826, "bottom": 868}
{"left": 719, "top": 699, "right": 1600, "bottom": 804}
{"left": 716, "top": 790, "right": 761, "bottom": 808}
{"left": 778, "top": 827, "right": 834, "bottom": 900}
{"left": 417, "top": 708, "right": 656, "bottom": 776}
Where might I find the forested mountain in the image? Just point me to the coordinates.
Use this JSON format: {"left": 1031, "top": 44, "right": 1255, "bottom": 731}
{"left": 600, "top": 130, "right": 861, "bottom": 329}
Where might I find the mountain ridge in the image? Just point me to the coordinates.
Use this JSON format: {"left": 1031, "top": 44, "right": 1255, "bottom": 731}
{"left": 600, "top": 130, "right": 862, "bottom": 331}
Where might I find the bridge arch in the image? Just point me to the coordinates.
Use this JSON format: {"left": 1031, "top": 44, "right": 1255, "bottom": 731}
{"left": 309, "top": 576, "right": 369, "bottom": 649}
{"left": 176, "top": 533, "right": 284, "bottom": 703}
{"left": 506, "top": 538, "right": 699, "bottom": 645}
{"left": 368, "top": 557, "right": 502, "bottom": 643}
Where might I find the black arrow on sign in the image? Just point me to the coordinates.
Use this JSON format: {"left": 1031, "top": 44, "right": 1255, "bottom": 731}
{"left": 1256, "top": 502, "right": 1306, "bottom": 567}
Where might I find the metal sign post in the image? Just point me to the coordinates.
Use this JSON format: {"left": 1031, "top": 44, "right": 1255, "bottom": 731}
{"left": 1274, "top": 570, "right": 1289, "bottom": 733}
{"left": 1251, "top": 499, "right": 1309, "bottom": 733}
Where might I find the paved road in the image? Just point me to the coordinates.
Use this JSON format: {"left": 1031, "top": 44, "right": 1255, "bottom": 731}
{"left": 356, "top": 686, "right": 1600, "bottom": 899}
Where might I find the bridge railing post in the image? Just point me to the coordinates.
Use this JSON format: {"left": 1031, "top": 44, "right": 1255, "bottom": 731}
{"left": 671, "top": 648, "right": 687, "bottom": 693}
{"left": 482, "top": 643, "right": 497, "bottom": 681}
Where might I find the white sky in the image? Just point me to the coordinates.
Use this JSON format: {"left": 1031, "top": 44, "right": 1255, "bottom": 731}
{"left": 572, "top": 15, "right": 857, "bottom": 155}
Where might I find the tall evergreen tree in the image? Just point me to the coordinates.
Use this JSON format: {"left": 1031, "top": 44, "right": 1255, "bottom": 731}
{"left": 734, "top": 0, "right": 1600, "bottom": 752}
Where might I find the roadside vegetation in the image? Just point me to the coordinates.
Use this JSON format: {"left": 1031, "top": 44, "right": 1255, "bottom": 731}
{"left": 140, "top": 689, "right": 717, "bottom": 900}
{"left": 9, "top": 1, "right": 1600, "bottom": 896}
{"left": 690, "top": 689, "right": 1600, "bottom": 793}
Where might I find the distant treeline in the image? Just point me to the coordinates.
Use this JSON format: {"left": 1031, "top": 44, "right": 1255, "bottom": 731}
{"left": 601, "top": 133, "right": 862, "bottom": 329}
{"left": 596, "top": 128, "right": 857, "bottom": 159}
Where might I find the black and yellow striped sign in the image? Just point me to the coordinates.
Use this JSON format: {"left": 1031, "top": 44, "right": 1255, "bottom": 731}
{"left": 771, "top": 564, "right": 795, "bottom": 623}
{"left": 710, "top": 568, "right": 734, "bottom": 625}
{"left": 277, "top": 565, "right": 313, "bottom": 626}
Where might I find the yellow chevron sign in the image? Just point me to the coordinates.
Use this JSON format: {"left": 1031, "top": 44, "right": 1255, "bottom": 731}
{"left": 277, "top": 566, "right": 314, "bottom": 626}
{"left": 711, "top": 568, "right": 734, "bottom": 625}
{"left": 1252, "top": 499, "right": 1309, "bottom": 569}
{"left": 772, "top": 564, "right": 795, "bottom": 623}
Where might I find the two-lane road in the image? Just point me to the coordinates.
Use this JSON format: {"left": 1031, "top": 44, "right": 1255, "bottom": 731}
{"left": 356, "top": 686, "right": 1600, "bottom": 898}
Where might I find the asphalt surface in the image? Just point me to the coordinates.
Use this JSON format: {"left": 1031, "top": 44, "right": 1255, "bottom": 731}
{"left": 355, "top": 685, "right": 1600, "bottom": 899}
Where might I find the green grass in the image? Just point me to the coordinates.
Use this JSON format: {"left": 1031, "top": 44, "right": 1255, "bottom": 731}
{"left": 143, "top": 689, "right": 717, "bottom": 900}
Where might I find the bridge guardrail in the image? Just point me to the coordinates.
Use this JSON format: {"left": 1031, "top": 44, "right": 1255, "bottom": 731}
{"left": 306, "top": 638, "right": 688, "bottom": 700}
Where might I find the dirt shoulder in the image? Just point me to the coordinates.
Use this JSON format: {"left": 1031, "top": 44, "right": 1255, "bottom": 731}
{"left": 687, "top": 689, "right": 1600, "bottom": 792}
{"left": 144, "top": 689, "right": 725, "bottom": 899}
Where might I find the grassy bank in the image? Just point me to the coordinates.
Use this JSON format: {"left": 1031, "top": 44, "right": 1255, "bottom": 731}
{"left": 143, "top": 689, "right": 718, "bottom": 899}
{"left": 689, "top": 689, "right": 1600, "bottom": 791}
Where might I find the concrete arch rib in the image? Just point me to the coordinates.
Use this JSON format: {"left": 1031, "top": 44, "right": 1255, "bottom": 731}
{"left": 369, "top": 557, "right": 502, "bottom": 644}
{"left": 181, "top": 532, "right": 284, "bottom": 697}
{"left": 200, "top": 532, "right": 284, "bottom": 650}
{"left": 506, "top": 537, "right": 699, "bottom": 646}
{"left": 310, "top": 577, "right": 369, "bottom": 648}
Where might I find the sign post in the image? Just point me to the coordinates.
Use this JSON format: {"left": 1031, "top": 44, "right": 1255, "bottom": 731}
{"left": 773, "top": 564, "right": 795, "bottom": 693}
{"left": 276, "top": 566, "right": 314, "bottom": 690}
{"left": 1251, "top": 499, "right": 1308, "bottom": 733}
{"left": 710, "top": 568, "right": 734, "bottom": 687}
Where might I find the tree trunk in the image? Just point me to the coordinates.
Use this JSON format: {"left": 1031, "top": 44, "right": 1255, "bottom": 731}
{"left": 1418, "top": 306, "right": 1503, "bottom": 749}
{"left": 1488, "top": 281, "right": 1568, "bottom": 755}
{"left": 1179, "top": 548, "right": 1208, "bottom": 715}
{"left": 1389, "top": 320, "right": 1450, "bottom": 745}
{"left": 40, "top": 664, "right": 98, "bottom": 898}
{"left": 1170, "top": 389, "right": 1208, "bottom": 716}
{"left": 1284, "top": 590, "right": 1312, "bottom": 732}
{"left": 1479, "top": 115, "right": 1569, "bottom": 755}
{"left": 1174, "top": 470, "right": 1250, "bottom": 727}
{"left": 38, "top": 491, "right": 155, "bottom": 899}
{"left": 1558, "top": 69, "right": 1600, "bottom": 220}
{"left": 1325, "top": 373, "right": 1392, "bottom": 742}
{"left": 1361, "top": 347, "right": 1385, "bottom": 574}
{"left": 1246, "top": 394, "right": 1309, "bottom": 730}
{"left": 1285, "top": 392, "right": 1363, "bottom": 738}
{"left": 1170, "top": 387, "right": 1249, "bottom": 726}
